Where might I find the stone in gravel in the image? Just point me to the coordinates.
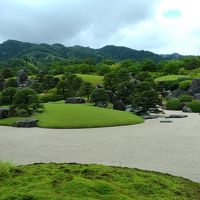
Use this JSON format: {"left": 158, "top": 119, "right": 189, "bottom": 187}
{"left": 189, "top": 79, "right": 200, "bottom": 95}
{"left": 160, "top": 120, "right": 173, "bottom": 123}
{"left": 165, "top": 114, "right": 188, "bottom": 118}
{"left": 143, "top": 115, "right": 158, "bottom": 120}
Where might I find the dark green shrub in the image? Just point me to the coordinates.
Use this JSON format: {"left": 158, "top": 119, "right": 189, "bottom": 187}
{"left": 158, "top": 81, "right": 179, "bottom": 91}
{"left": 179, "top": 80, "right": 192, "bottom": 90}
{"left": 167, "top": 81, "right": 179, "bottom": 91}
{"left": 178, "top": 94, "right": 193, "bottom": 102}
{"left": 1, "top": 87, "right": 18, "bottom": 105}
{"left": 13, "top": 88, "right": 43, "bottom": 116}
{"left": 90, "top": 88, "right": 108, "bottom": 105}
{"left": 188, "top": 100, "right": 200, "bottom": 112}
{"left": 166, "top": 98, "right": 181, "bottom": 110}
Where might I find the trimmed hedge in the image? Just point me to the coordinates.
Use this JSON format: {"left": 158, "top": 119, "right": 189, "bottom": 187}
{"left": 166, "top": 98, "right": 181, "bottom": 110}
{"left": 178, "top": 94, "right": 193, "bottom": 103}
{"left": 179, "top": 80, "right": 192, "bottom": 90}
{"left": 188, "top": 100, "right": 200, "bottom": 112}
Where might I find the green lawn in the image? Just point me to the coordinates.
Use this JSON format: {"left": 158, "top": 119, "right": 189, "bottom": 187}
{"left": 76, "top": 74, "right": 103, "bottom": 85}
{"left": 154, "top": 75, "right": 188, "bottom": 82}
{"left": 0, "top": 162, "right": 199, "bottom": 200}
{"left": 0, "top": 102, "right": 144, "bottom": 128}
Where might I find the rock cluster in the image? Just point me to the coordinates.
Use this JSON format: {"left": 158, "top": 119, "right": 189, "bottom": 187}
{"left": 65, "top": 97, "right": 85, "bottom": 104}
{"left": 189, "top": 79, "right": 200, "bottom": 95}
{"left": 165, "top": 114, "right": 188, "bottom": 118}
{"left": 13, "top": 119, "right": 39, "bottom": 128}
{"left": 113, "top": 100, "right": 126, "bottom": 111}
{"left": 0, "top": 108, "right": 9, "bottom": 119}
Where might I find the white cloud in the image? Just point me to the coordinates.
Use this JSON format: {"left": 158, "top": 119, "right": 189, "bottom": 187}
{"left": 0, "top": 0, "right": 200, "bottom": 54}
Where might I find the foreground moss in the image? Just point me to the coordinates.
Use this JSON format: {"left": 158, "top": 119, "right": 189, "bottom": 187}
{"left": 0, "top": 163, "right": 199, "bottom": 200}
{"left": 0, "top": 102, "right": 144, "bottom": 128}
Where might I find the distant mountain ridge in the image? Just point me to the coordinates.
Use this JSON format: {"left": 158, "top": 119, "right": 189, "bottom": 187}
{"left": 0, "top": 40, "right": 184, "bottom": 63}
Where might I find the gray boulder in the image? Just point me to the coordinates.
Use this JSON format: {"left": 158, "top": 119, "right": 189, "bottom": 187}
{"left": 165, "top": 114, "right": 188, "bottom": 118}
{"left": 17, "top": 70, "right": 28, "bottom": 85}
{"left": 113, "top": 100, "right": 126, "bottom": 111}
{"left": 126, "top": 105, "right": 133, "bottom": 112}
{"left": 189, "top": 79, "right": 200, "bottom": 95}
{"left": 65, "top": 97, "right": 85, "bottom": 104}
{"left": 182, "top": 106, "right": 192, "bottom": 113}
{"left": 160, "top": 120, "right": 173, "bottom": 123}
{"left": 96, "top": 101, "right": 108, "bottom": 108}
{"left": 14, "top": 119, "right": 39, "bottom": 128}
{"left": 143, "top": 115, "right": 158, "bottom": 120}
{"left": 0, "top": 108, "right": 9, "bottom": 119}
{"left": 194, "top": 93, "right": 200, "bottom": 100}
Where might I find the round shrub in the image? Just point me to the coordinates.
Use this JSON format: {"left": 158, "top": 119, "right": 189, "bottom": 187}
{"left": 90, "top": 88, "right": 108, "bottom": 105}
{"left": 13, "top": 88, "right": 42, "bottom": 116}
{"left": 179, "top": 80, "right": 192, "bottom": 90}
{"left": 166, "top": 98, "right": 181, "bottom": 110}
{"left": 188, "top": 100, "right": 200, "bottom": 112}
{"left": 178, "top": 94, "right": 193, "bottom": 103}
{"left": 159, "top": 81, "right": 179, "bottom": 91}
{"left": 168, "top": 81, "right": 179, "bottom": 91}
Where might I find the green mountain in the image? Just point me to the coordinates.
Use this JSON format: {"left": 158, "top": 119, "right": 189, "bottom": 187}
{"left": 0, "top": 40, "right": 183, "bottom": 64}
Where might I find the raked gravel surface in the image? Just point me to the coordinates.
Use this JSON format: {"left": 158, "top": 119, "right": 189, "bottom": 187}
{"left": 0, "top": 110, "right": 200, "bottom": 182}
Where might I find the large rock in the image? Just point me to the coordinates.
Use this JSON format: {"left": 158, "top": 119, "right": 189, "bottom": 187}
{"left": 194, "top": 93, "right": 200, "bottom": 100}
{"left": 65, "top": 97, "right": 85, "bottom": 104}
{"left": 143, "top": 115, "right": 158, "bottom": 120}
{"left": 96, "top": 101, "right": 108, "bottom": 108}
{"left": 0, "top": 108, "right": 9, "bottom": 119}
{"left": 113, "top": 100, "right": 126, "bottom": 111}
{"left": 182, "top": 106, "right": 192, "bottom": 113}
{"left": 189, "top": 79, "right": 200, "bottom": 95}
{"left": 14, "top": 119, "right": 39, "bottom": 128}
{"left": 160, "top": 120, "right": 173, "bottom": 123}
{"left": 17, "top": 70, "right": 28, "bottom": 85}
{"left": 165, "top": 114, "right": 188, "bottom": 118}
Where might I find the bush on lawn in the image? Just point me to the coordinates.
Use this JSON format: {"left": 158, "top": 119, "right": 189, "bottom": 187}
{"left": 178, "top": 94, "right": 193, "bottom": 103}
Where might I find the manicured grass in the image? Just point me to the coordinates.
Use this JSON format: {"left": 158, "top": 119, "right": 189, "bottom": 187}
{"left": 76, "top": 74, "right": 103, "bottom": 85}
{"left": 0, "top": 162, "right": 199, "bottom": 200}
{"left": 0, "top": 102, "right": 144, "bottom": 128}
{"left": 154, "top": 75, "right": 188, "bottom": 82}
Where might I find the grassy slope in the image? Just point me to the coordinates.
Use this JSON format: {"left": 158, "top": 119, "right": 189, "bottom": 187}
{"left": 55, "top": 74, "right": 103, "bottom": 85}
{"left": 154, "top": 75, "right": 188, "bottom": 82}
{"left": 0, "top": 102, "right": 144, "bottom": 128}
{"left": 76, "top": 74, "right": 103, "bottom": 85}
{"left": 0, "top": 163, "right": 200, "bottom": 200}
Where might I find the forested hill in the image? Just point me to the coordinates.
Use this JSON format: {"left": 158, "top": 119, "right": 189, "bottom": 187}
{"left": 0, "top": 40, "right": 183, "bottom": 63}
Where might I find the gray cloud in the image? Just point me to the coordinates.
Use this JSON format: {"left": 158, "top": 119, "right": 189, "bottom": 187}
{"left": 0, "top": 0, "right": 160, "bottom": 47}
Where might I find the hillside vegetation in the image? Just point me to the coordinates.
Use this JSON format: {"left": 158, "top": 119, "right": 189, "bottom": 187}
{"left": 0, "top": 40, "right": 183, "bottom": 64}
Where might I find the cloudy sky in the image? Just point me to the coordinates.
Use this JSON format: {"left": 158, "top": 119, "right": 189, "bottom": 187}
{"left": 0, "top": 0, "right": 200, "bottom": 55}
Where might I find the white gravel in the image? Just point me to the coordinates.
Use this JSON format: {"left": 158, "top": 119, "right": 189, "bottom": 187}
{"left": 0, "top": 110, "right": 200, "bottom": 182}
